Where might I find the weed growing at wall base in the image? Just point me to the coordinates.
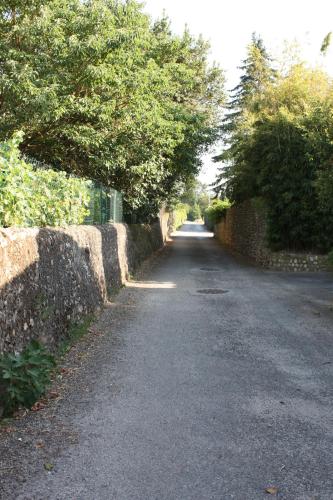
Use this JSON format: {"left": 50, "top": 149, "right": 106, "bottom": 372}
{"left": 0, "top": 341, "right": 56, "bottom": 417}
{"left": 58, "top": 315, "right": 95, "bottom": 358}
{"left": 0, "top": 316, "right": 95, "bottom": 418}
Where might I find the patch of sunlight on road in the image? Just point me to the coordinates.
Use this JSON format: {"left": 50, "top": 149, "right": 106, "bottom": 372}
{"left": 170, "top": 220, "right": 214, "bottom": 238}
{"left": 172, "top": 230, "right": 214, "bottom": 238}
{"left": 171, "top": 221, "right": 214, "bottom": 239}
{"left": 126, "top": 281, "right": 177, "bottom": 289}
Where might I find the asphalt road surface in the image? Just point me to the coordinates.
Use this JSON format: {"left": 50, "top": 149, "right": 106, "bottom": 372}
{"left": 10, "top": 223, "right": 333, "bottom": 499}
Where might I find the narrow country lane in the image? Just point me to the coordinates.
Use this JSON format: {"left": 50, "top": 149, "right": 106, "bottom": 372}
{"left": 3, "top": 223, "right": 333, "bottom": 500}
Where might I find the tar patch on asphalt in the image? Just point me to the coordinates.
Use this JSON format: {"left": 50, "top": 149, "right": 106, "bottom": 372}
{"left": 196, "top": 289, "right": 229, "bottom": 294}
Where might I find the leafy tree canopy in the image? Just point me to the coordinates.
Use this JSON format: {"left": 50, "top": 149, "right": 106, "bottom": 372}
{"left": 0, "top": 0, "right": 225, "bottom": 220}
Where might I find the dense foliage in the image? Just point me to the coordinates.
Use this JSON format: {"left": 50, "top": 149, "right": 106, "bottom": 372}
{"left": 172, "top": 203, "right": 189, "bottom": 229}
{"left": 204, "top": 199, "right": 231, "bottom": 230}
{"left": 214, "top": 35, "right": 333, "bottom": 252}
{"left": 0, "top": 133, "right": 90, "bottom": 227}
{"left": 187, "top": 203, "right": 202, "bottom": 221}
{"left": 0, "top": 0, "right": 225, "bottom": 221}
{"left": 177, "top": 178, "right": 211, "bottom": 218}
{"left": 0, "top": 340, "right": 56, "bottom": 417}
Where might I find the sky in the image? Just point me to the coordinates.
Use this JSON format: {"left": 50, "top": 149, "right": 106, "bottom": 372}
{"left": 143, "top": 0, "right": 333, "bottom": 187}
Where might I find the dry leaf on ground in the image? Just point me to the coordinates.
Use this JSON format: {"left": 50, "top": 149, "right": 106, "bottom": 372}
{"left": 31, "top": 402, "right": 46, "bottom": 412}
{"left": 265, "top": 486, "right": 279, "bottom": 495}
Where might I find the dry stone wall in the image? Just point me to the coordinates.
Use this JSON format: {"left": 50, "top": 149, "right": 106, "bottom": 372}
{"left": 0, "top": 221, "right": 167, "bottom": 355}
{"left": 267, "top": 252, "right": 329, "bottom": 272}
{"left": 215, "top": 200, "right": 269, "bottom": 265}
{"left": 215, "top": 200, "right": 330, "bottom": 272}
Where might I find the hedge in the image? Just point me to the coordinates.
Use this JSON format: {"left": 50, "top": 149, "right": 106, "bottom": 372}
{"left": 204, "top": 199, "right": 231, "bottom": 230}
{"left": 0, "top": 133, "right": 90, "bottom": 227}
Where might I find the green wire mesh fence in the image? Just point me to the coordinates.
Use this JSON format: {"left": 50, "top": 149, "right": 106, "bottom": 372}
{"left": 84, "top": 183, "right": 123, "bottom": 225}
{"left": 23, "top": 157, "right": 123, "bottom": 226}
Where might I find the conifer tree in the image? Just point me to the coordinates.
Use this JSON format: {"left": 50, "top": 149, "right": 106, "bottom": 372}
{"left": 213, "top": 34, "right": 276, "bottom": 198}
